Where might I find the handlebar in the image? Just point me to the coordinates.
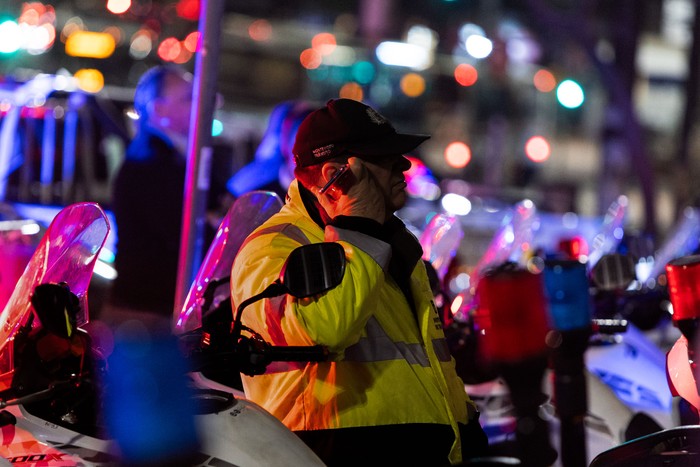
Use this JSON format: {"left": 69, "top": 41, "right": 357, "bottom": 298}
{"left": 266, "top": 345, "right": 329, "bottom": 362}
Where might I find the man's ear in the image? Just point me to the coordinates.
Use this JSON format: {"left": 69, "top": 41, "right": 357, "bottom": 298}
{"left": 320, "top": 161, "right": 344, "bottom": 184}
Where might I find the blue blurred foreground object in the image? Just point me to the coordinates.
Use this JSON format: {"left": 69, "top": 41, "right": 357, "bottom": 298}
{"left": 104, "top": 325, "right": 200, "bottom": 465}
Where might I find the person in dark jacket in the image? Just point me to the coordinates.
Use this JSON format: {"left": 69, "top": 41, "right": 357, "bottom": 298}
{"left": 107, "top": 65, "right": 193, "bottom": 327}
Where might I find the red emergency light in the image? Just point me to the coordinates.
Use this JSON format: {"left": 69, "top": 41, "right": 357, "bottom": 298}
{"left": 666, "top": 255, "right": 700, "bottom": 322}
{"left": 474, "top": 265, "right": 551, "bottom": 363}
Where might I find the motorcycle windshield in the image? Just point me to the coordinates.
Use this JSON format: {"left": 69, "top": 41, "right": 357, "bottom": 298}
{"left": 174, "top": 191, "right": 283, "bottom": 334}
{"left": 0, "top": 202, "right": 109, "bottom": 376}
{"left": 452, "top": 199, "right": 537, "bottom": 321}
{"left": 420, "top": 213, "right": 463, "bottom": 282}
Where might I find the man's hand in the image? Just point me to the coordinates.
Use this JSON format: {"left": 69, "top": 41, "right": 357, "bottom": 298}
{"left": 316, "top": 157, "right": 386, "bottom": 224}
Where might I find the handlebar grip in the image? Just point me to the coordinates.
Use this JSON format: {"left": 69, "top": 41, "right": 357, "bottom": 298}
{"left": 266, "top": 345, "right": 329, "bottom": 362}
{"left": 591, "top": 318, "right": 628, "bottom": 335}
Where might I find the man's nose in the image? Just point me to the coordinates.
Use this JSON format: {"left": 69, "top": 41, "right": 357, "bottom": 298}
{"left": 396, "top": 155, "right": 412, "bottom": 172}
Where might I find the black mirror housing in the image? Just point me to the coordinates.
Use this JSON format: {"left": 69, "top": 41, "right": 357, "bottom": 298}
{"left": 281, "top": 243, "right": 346, "bottom": 298}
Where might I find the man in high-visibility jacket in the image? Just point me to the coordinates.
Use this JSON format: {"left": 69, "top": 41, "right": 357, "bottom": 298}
{"left": 231, "top": 98, "right": 488, "bottom": 465}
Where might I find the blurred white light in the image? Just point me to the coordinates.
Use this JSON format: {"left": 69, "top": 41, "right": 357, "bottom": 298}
{"left": 458, "top": 23, "right": 486, "bottom": 43}
{"left": 0, "top": 21, "right": 22, "bottom": 53}
{"left": 25, "top": 24, "right": 54, "bottom": 54}
{"left": 129, "top": 33, "right": 152, "bottom": 59}
{"left": 322, "top": 45, "right": 356, "bottom": 66}
{"left": 93, "top": 260, "right": 117, "bottom": 280}
{"left": 376, "top": 41, "right": 433, "bottom": 70}
{"left": 20, "top": 222, "right": 41, "bottom": 235}
{"left": 441, "top": 193, "right": 472, "bottom": 216}
{"left": 556, "top": 79, "right": 585, "bottom": 108}
{"left": 465, "top": 35, "right": 492, "bottom": 59}
{"left": 406, "top": 25, "right": 438, "bottom": 50}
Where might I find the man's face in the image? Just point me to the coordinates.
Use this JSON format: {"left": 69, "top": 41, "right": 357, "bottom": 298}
{"left": 362, "top": 154, "right": 412, "bottom": 212}
{"left": 153, "top": 74, "right": 193, "bottom": 136}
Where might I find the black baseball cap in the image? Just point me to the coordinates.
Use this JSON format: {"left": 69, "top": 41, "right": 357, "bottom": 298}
{"left": 292, "top": 98, "right": 430, "bottom": 168}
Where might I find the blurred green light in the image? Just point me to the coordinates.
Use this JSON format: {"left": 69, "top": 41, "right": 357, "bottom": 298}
{"left": 352, "top": 61, "right": 375, "bottom": 84}
{"left": 211, "top": 118, "right": 223, "bottom": 137}
{"left": 307, "top": 66, "right": 330, "bottom": 81}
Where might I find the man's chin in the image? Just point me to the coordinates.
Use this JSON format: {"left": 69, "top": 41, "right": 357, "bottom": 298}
{"left": 390, "top": 192, "right": 408, "bottom": 211}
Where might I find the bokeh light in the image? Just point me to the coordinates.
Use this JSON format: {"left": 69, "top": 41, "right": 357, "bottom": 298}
{"left": 441, "top": 193, "right": 472, "bottom": 216}
{"left": 66, "top": 31, "right": 116, "bottom": 58}
{"left": 454, "top": 63, "right": 478, "bottom": 86}
{"left": 339, "top": 82, "right": 363, "bottom": 101}
{"left": 61, "top": 17, "right": 84, "bottom": 42}
{"left": 351, "top": 61, "right": 375, "bottom": 84}
{"left": 525, "top": 136, "right": 550, "bottom": 162}
{"left": 465, "top": 34, "right": 492, "bottom": 59}
{"left": 556, "top": 79, "right": 585, "bottom": 109}
{"left": 533, "top": 69, "right": 556, "bottom": 92}
{"left": 158, "top": 37, "right": 181, "bottom": 61}
{"left": 74, "top": 69, "right": 104, "bottom": 93}
{"left": 400, "top": 73, "right": 426, "bottom": 97}
{"left": 130, "top": 29, "right": 153, "bottom": 59}
{"left": 311, "top": 32, "right": 336, "bottom": 55}
{"left": 211, "top": 118, "right": 223, "bottom": 137}
{"left": 248, "top": 19, "right": 272, "bottom": 42}
{"left": 106, "top": 0, "right": 131, "bottom": 15}
{"left": 103, "top": 26, "right": 123, "bottom": 44}
{"left": 444, "top": 141, "right": 472, "bottom": 168}
{"left": 183, "top": 31, "right": 200, "bottom": 52}
{"left": 0, "top": 21, "right": 22, "bottom": 53}
{"left": 300, "top": 48, "right": 322, "bottom": 69}
{"left": 176, "top": 0, "right": 200, "bottom": 20}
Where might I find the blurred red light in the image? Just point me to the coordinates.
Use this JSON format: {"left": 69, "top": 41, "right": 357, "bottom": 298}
{"left": 558, "top": 236, "right": 588, "bottom": 260}
{"left": 534, "top": 69, "right": 556, "bottom": 93}
{"left": 525, "top": 135, "right": 550, "bottom": 162}
{"left": 666, "top": 255, "right": 700, "bottom": 321}
{"left": 158, "top": 37, "right": 181, "bottom": 61}
{"left": 300, "top": 48, "right": 322, "bottom": 69}
{"left": 311, "top": 32, "right": 336, "bottom": 55}
{"left": 248, "top": 19, "right": 272, "bottom": 42}
{"left": 454, "top": 63, "right": 478, "bottom": 87}
{"left": 176, "top": 0, "right": 200, "bottom": 20}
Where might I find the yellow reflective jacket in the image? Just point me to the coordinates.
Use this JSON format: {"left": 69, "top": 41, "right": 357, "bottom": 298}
{"left": 231, "top": 180, "right": 476, "bottom": 464}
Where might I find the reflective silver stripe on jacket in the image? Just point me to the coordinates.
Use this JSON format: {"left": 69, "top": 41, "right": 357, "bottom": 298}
{"left": 343, "top": 316, "right": 452, "bottom": 366}
{"left": 263, "top": 316, "right": 451, "bottom": 374}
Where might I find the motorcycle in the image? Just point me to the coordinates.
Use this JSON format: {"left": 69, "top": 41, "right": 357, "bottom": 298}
{"left": 588, "top": 252, "right": 700, "bottom": 466}
{"left": 0, "top": 195, "right": 334, "bottom": 466}
{"left": 418, "top": 196, "right": 681, "bottom": 465}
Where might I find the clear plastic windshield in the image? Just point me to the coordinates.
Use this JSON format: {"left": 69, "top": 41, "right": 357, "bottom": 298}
{"left": 420, "top": 213, "right": 463, "bottom": 282}
{"left": 586, "top": 195, "right": 627, "bottom": 270}
{"left": 0, "top": 202, "right": 109, "bottom": 376}
{"left": 452, "top": 199, "right": 538, "bottom": 321}
{"left": 174, "top": 191, "right": 283, "bottom": 334}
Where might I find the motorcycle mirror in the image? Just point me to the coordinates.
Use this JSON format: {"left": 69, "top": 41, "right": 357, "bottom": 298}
{"left": 590, "top": 253, "right": 637, "bottom": 291}
{"left": 231, "top": 242, "right": 346, "bottom": 340}
{"left": 280, "top": 242, "right": 346, "bottom": 298}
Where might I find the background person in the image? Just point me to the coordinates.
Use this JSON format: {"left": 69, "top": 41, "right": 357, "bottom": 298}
{"left": 106, "top": 64, "right": 193, "bottom": 328}
{"left": 226, "top": 100, "right": 315, "bottom": 199}
{"left": 231, "top": 98, "right": 488, "bottom": 466}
